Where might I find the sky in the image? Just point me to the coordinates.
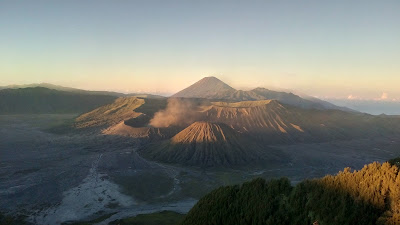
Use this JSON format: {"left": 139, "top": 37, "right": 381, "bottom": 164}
{"left": 0, "top": 0, "right": 399, "bottom": 99}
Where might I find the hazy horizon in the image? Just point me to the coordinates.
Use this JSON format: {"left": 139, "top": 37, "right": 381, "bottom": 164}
{"left": 1, "top": 77, "right": 400, "bottom": 103}
{"left": 1, "top": 0, "right": 400, "bottom": 100}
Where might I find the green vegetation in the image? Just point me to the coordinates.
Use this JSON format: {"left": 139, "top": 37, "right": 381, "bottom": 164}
{"left": 0, "top": 212, "right": 27, "bottom": 225}
{"left": 109, "top": 211, "right": 185, "bottom": 225}
{"left": 0, "top": 213, "right": 14, "bottom": 225}
{"left": 389, "top": 157, "right": 400, "bottom": 168}
{"left": 181, "top": 161, "right": 400, "bottom": 225}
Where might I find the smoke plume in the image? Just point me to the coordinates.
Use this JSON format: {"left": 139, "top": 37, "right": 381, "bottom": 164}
{"left": 150, "top": 98, "right": 201, "bottom": 128}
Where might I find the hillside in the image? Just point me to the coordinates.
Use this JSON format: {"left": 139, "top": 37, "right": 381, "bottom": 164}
{"left": 0, "top": 83, "right": 166, "bottom": 98}
{"left": 214, "top": 87, "right": 323, "bottom": 109}
{"left": 0, "top": 83, "right": 124, "bottom": 96}
{"left": 181, "top": 160, "right": 400, "bottom": 225}
{"left": 75, "top": 96, "right": 400, "bottom": 145}
{"left": 75, "top": 97, "right": 145, "bottom": 128}
{"left": 139, "top": 122, "right": 276, "bottom": 167}
{"left": 0, "top": 87, "right": 117, "bottom": 114}
{"left": 249, "top": 88, "right": 327, "bottom": 109}
{"left": 172, "top": 77, "right": 353, "bottom": 111}
{"left": 200, "top": 100, "right": 400, "bottom": 144}
{"left": 75, "top": 97, "right": 169, "bottom": 132}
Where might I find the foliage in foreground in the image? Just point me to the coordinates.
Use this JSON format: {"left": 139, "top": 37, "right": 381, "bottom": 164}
{"left": 109, "top": 211, "right": 185, "bottom": 225}
{"left": 181, "top": 161, "right": 400, "bottom": 225}
{"left": 0, "top": 212, "right": 27, "bottom": 225}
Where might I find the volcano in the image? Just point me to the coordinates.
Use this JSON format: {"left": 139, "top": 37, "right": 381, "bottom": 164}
{"left": 172, "top": 77, "right": 235, "bottom": 99}
{"left": 199, "top": 100, "right": 308, "bottom": 143}
{"left": 199, "top": 100, "right": 400, "bottom": 144}
{"left": 172, "top": 76, "right": 353, "bottom": 111}
{"left": 139, "top": 121, "right": 271, "bottom": 167}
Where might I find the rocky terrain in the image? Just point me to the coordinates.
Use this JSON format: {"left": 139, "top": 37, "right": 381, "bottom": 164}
{"left": 1, "top": 77, "right": 400, "bottom": 224}
{"left": 140, "top": 122, "right": 276, "bottom": 167}
{"left": 75, "top": 97, "right": 145, "bottom": 128}
{"left": 172, "top": 77, "right": 351, "bottom": 111}
{"left": 70, "top": 81, "right": 400, "bottom": 169}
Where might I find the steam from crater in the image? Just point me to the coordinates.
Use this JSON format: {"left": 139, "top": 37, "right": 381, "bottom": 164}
{"left": 149, "top": 98, "right": 201, "bottom": 128}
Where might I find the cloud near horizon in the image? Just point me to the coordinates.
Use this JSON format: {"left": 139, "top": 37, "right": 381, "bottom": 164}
{"left": 345, "top": 92, "right": 399, "bottom": 102}
{"left": 379, "top": 92, "right": 388, "bottom": 100}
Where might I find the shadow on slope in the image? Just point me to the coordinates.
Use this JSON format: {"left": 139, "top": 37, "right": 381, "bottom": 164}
{"left": 139, "top": 121, "right": 287, "bottom": 167}
{"left": 201, "top": 100, "right": 400, "bottom": 144}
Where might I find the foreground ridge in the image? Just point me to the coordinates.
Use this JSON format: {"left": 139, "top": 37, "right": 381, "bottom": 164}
{"left": 181, "top": 159, "right": 400, "bottom": 225}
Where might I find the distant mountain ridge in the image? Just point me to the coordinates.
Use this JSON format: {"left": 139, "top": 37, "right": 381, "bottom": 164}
{"left": 0, "top": 83, "right": 124, "bottom": 96}
{"left": 0, "top": 83, "right": 166, "bottom": 99}
{"left": 0, "top": 83, "right": 166, "bottom": 114}
{"left": 172, "top": 76, "right": 353, "bottom": 112}
{"left": 0, "top": 87, "right": 117, "bottom": 114}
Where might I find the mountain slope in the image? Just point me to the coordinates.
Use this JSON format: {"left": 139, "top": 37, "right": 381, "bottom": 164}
{"left": 0, "top": 83, "right": 125, "bottom": 96}
{"left": 199, "top": 100, "right": 400, "bottom": 144}
{"left": 75, "top": 97, "right": 145, "bottom": 128}
{"left": 102, "top": 121, "right": 179, "bottom": 139}
{"left": 0, "top": 87, "right": 117, "bottom": 114}
{"left": 201, "top": 100, "right": 303, "bottom": 134}
{"left": 0, "top": 83, "right": 166, "bottom": 99}
{"left": 90, "top": 97, "right": 400, "bottom": 145}
{"left": 298, "top": 93, "right": 356, "bottom": 112}
{"left": 139, "top": 122, "right": 273, "bottom": 167}
{"left": 75, "top": 97, "right": 172, "bottom": 139}
{"left": 172, "top": 77, "right": 353, "bottom": 111}
{"left": 199, "top": 100, "right": 312, "bottom": 143}
{"left": 249, "top": 88, "right": 325, "bottom": 109}
{"left": 172, "top": 77, "right": 235, "bottom": 99}
{"left": 78, "top": 96, "right": 400, "bottom": 145}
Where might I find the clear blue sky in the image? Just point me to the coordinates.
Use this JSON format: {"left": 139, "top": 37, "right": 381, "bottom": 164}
{"left": 1, "top": 0, "right": 399, "bottom": 99}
